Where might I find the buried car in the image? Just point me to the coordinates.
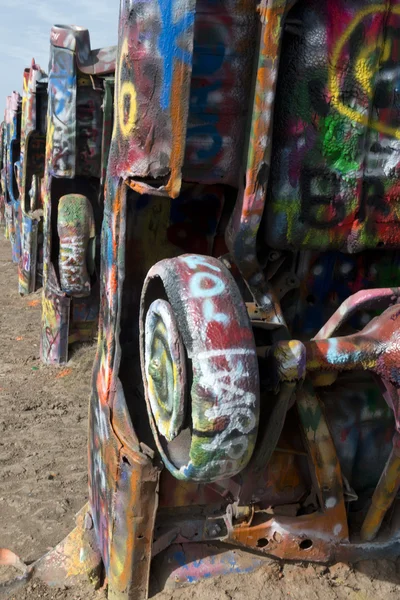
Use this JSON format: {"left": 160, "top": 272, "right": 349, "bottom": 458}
{"left": 2, "top": 91, "right": 22, "bottom": 263}
{"left": 86, "top": 0, "right": 400, "bottom": 597}
{"left": 0, "top": 120, "right": 6, "bottom": 227}
{"left": 40, "top": 25, "right": 116, "bottom": 364}
{"left": 15, "top": 59, "right": 48, "bottom": 296}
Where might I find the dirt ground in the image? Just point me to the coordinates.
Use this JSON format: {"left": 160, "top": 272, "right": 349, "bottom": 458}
{"left": 1, "top": 235, "right": 400, "bottom": 599}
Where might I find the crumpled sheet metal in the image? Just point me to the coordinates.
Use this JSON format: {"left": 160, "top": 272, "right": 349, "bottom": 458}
{"left": 50, "top": 25, "right": 116, "bottom": 75}
{"left": 111, "top": 0, "right": 258, "bottom": 197}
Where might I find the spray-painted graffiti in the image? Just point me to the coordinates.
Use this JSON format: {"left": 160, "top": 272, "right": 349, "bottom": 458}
{"left": 0, "top": 120, "right": 6, "bottom": 227}
{"left": 141, "top": 254, "right": 259, "bottom": 481}
{"left": 40, "top": 291, "right": 70, "bottom": 363}
{"left": 157, "top": 0, "right": 194, "bottom": 110}
{"left": 195, "top": 349, "right": 258, "bottom": 461}
{"left": 82, "top": 2, "right": 400, "bottom": 599}
{"left": 16, "top": 60, "right": 48, "bottom": 295}
{"left": 41, "top": 25, "right": 116, "bottom": 364}
{"left": 289, "top": 250, "right": 400, "bottom": 336}
{"left": 183, "top": 0, "right": 258, "bottom": 185}
{"left": 58, "top": 194, "right": 95, "bottom": 296}
{"left": 184, "top": 254, "right": 229, "bottom": 324}
{"left": 110, "top": 0, "right": 196, "bottom": 198}
{"left": 3, "top": 92, "right": 22, "bottom": 264}
{"left": 47, "top": 47, "right": 77, "bottom": 177}
{"left": 76, "top": 92, "right": 103, "bottom": 177}
{"left": 266, "top": 0, "right": 400, "bottom": 252}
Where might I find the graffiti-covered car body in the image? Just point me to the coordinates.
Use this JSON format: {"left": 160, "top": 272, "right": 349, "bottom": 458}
{"left": 15, "top": 59, "right": 48, "bottom": 295}
{"left": 40, "top": 25, "right": 116, "bottom": 365}
{"left": 36, "top": 0, "right": 400, "bottom": 598}
{"left": 2, "top": 92, "right": 22, "bottom": 262}
{"left": 0, "top": 120, "right": 6, "bottom": 227}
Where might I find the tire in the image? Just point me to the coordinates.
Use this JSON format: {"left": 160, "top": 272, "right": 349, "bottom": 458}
{"left": 140, "top": 254, "right": 260, "bottom": 482}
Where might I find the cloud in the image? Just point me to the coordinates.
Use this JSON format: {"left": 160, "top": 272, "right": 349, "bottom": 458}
{"left": 0, "top": 0, "right": 118, "bottom": 102}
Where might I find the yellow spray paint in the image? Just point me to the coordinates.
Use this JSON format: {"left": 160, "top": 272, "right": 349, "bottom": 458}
{"left": 329, "top": 4, "right": 400, "bottom": 139}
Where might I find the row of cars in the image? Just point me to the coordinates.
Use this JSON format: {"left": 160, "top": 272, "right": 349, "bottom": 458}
{"left": 2, "top": 2, "right": 400, "bottom": 599}
{"left": 0, "top": 28, "right": 115, "bottom": 364}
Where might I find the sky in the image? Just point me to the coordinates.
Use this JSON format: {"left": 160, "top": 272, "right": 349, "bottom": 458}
{"left": 0, "top": 0, "right": 118, "bottom": 104}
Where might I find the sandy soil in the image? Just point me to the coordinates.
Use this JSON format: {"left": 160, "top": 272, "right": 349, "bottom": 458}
{"left": 0, "top": 235, "right": 400, "bottom": 599}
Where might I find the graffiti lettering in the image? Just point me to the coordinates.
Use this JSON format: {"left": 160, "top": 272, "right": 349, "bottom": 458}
{"left": 183, "top": 254, "right": 221, "bottom": 272}
{"left": 202, "top": 298, "right": 229, "bottom": 325}
{"left": 190, "top": 271, "right": 225, "bottom": 298}
{"left": 184, "top": 255, "right": 230, "bottom": 324}
{"left": 116, "top": 39, "right": 138, "bottom": 139}
{"left": 300, "top": 167, "right": 343, "bottom": 228}
{"left": 119, "top": 81, "right": 137, "bottom": 137}
{"left": 329, "top": 4, "right": 400, "bottom": 140}
{"left": 197, "top": 349, "right": 257, "bottom": 464}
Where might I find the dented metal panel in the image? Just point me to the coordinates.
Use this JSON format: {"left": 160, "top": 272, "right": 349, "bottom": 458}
{"left": 51, "top": 25, "right": 116, "bottom": 75}
{"left": 110, "top": 0, "right": 196, "bottom": 197}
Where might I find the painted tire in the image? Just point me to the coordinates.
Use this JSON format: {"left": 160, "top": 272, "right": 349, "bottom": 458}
{"left": 140, "top": 254, "right": 260, "bottom": 482}
{"left": 144, "top": 299, "right": 187, "bottom": 442}
{"left": 57, "top": 194, "right": 95, "bottom": 297}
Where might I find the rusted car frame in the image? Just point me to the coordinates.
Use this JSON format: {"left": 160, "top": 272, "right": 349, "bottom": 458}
{"left": 40, "top": 25, "right": 116, "bottom": 364}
